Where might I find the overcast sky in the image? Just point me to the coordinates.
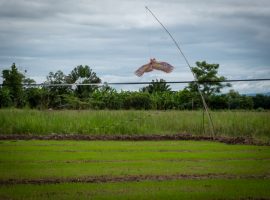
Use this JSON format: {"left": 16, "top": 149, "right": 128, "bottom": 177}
{"left": 0, "top": 0, "right": 269, "bottom": 93}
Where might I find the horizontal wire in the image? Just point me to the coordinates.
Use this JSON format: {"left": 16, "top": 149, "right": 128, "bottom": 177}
{"left": 0, "top": 78, "right": 270, "bottom": 87}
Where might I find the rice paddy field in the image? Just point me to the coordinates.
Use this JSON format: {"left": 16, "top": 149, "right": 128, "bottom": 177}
{"left": 0, "top": 140, "right": 270, "bottom": 199}
{"left": 0, "top": 109, "right": 270, "bottom": 199}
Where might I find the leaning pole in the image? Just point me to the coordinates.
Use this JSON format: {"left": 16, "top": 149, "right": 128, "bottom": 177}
{"left": 145, "top": 6, "right": 215, "bottom": 137}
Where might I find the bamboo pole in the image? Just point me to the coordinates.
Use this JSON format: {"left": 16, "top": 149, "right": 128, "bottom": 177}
{"left": 145, "top": 6, "right": 215, "bottom": 137}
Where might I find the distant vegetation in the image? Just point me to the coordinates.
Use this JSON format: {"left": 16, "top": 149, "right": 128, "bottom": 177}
{"left": 0, "top": 62, "right": 269, "bottom": 110}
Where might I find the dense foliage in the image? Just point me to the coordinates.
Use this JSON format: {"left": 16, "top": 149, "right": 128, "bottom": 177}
{"left": 186, "top": 61, "right": 231, "bottom": 96}
{"left": 0, "top": 63, "right": 269, "bottom": 110}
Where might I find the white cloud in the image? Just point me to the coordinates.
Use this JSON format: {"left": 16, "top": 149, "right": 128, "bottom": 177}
{"left": 0, "top": 0, "right": 269, "bottom": 94}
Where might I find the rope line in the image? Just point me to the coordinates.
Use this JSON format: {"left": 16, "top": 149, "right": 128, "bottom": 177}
{"left": 1, "top": 78, "right": 269, "bottom": 87}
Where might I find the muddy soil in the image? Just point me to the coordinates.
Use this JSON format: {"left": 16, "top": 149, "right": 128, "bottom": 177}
{"left": 1, "top": 174, "right": 269, "bottom": 185}
{"left": 0, "top": 134, "right": 268, "bottom": 145}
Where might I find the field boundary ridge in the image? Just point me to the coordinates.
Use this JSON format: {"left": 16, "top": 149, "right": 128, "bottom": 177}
{"left": 0, "top": 134, "right": 269, "bottom": 145}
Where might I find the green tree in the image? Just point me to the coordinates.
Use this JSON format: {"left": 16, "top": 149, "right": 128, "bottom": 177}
{"left": 66, "top": 65, "right": 101, "bottom": 99}
{"left": 2, "top": 63, "right": 25, "bottom": 107}
{"left": 141, "top": 79, "right": 171, "bottom": 94}
{"left": 226, "top": 90, "right": 253, "bottom": 109}
{"left": 0, "top": 87, "right": 12, "bottom": 107}
{"left": 252, "top": 94, "right": 270, "bottom": 109}
{"left": 174, "top": 89, "right": 199, "bottom": 110}
{"left": 45, "top": 70, "right": 71, "bottom": 108}
{"left": 208, "top": 94, "right": 228, "bottom": 109}
{"left": 23, "top": 78, "right": 36, "bottom": 85}
{"left": 186, "top": 61, "right": 231, "bottom": 97}
{"left": 123, "top": 92, "right": 152, "bottom": 110}
{"left": 91, "top": 86, "right": 122, "bottom": 110}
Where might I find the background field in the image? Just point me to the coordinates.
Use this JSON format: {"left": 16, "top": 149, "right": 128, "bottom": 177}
{"left": 0, "top": 109, "right": 270, "bottom": 141}
{"left": 0, "top": 140, "right": 270, "bottom": 199}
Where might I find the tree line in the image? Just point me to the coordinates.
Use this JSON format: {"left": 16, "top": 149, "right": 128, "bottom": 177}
{"left": 0, "top": 62, "right": 269, "bottom": 110}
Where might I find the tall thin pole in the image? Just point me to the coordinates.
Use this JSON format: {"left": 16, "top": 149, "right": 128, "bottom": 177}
{"left": 145, "top": 6, "right": 215, "bottom": 137}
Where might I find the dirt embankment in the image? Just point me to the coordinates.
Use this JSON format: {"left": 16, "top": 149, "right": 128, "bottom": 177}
{"left": 1, "top": 174, "right": 269, "bottom": 185}
{"left": 0, "top": 134, "right": 268, "bottom": 145}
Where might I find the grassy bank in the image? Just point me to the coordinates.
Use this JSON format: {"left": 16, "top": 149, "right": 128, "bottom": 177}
{"left": 0, "top": 140, "right": 269, "bottom": 199}
{"left": 0, "top": 109, "right": 269, "bottom": 140}
{"left": 0, "top": 109, "right": 270, "bottom": 140}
